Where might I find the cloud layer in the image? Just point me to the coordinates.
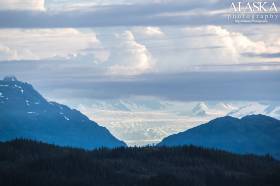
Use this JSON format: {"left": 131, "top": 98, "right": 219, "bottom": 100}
{"left": 1, "top": 0, "right": 278, "bottom": 28}
{"left": 0, "top": 0, "right": 45, "bottom": 11}
{"left": 0, "top": 0, "right": 279, "bottom": 102}
{"left": 0, "top": 28, "right": 105, "bottom": 61}
{"left": 0, "top": 25, "right": 279, "bottom": 75}
{"left": 0, "top": 60, "right": 279, "bottom": 102}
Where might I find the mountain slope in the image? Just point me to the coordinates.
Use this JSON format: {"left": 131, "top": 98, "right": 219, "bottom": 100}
{"left": 0, "top": 76, "right": 126, "bottom": 149}
{"left": 158, "top": 114, "right": 280, "bottom": 158}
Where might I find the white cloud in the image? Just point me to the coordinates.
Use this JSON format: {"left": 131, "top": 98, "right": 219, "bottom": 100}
{"left": 132, "top": 25, "right": 280, "bottom": 73}
{"left": 0, "top": 45, "right": 17, "bottom": 61}
{"left": 0, "top": 0, "right": 45, "bottom": 11}
{"left": 0, "top": 28, "right": 154, "bottom": 75}
{"left": 132, "top": 26, "right": 235, "bottom": 72}
{"left": 0, "top": 28, "right": 106, "bottom": 61}
{"left": 192, "top": 26, "right": 280, "bottom": 62}
{"left": 108, "top": 31, "right": 154, "bottom": 75}
{"left": 0, "top": 25, "right": 279, "bottom": 75}
{"left": 202, "top": 26, "right": 266, "bottom": 58}
{"left": 0, "top": 44, "right": 38, "bottom": 61}
{"left": 45, "top": 0, "right": 146, "bottom": 11}
{"left": 132, "top": 27, "right": 165, "bottom": 38}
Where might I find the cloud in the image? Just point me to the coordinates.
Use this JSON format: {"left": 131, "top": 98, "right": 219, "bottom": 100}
{"left": 0, "top": 28, "right": 153, "bottom": 75}
{"left": 183, "top": 26, "right": 268, "bottom": 63}
{"left": 0, "top": 45, "right": 17, "bottom": 60}
{"left": 201, "top": 26, "right": 280, "bottom": 62}
{"left": 146, "top": 25, "right": 280, "bottom": 71}
{"left": 0, "top": 0, "right": 45, "bottom": 11}
{"left": 45, "top": 0, "right": 134, "bottom": 11}
{"left": 242, "top": 52, "right": 280, "bottom": 59}
{"left": 126, "top": 26, "right": 252, "bottom": 72}
{"left": 107, "top": 31, "right": 154, "bottom": 75}
{"left": 45, "top": 0, "right": 224, "bottom": 12}
{"left": 132, "top": 27, "right": 165, "bottom": 38}
{"left": 0, "top": 1, "right": 242, "bottom": 28}
{"left": 205, "top": 26, "right": 275, "bottom": 56}
{"left": 0, "top": 0, "right": 278, "bottom": 28}
{"left": 0, "top": 25, "right": 279, "bottom": 76}
{"left": 0, "top": 28, "right": 106, "bottom": 61}
{"left": 0, "top": 60, "right": 279, "bottom": 101}
{"left": 48, "top": 70, "right": 280, "bottom": 101}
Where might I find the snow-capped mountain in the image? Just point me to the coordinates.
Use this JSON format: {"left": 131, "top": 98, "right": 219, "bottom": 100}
{"left": 190, "top": 102, "right": 238, "bottom": 118}
{"left": 214, "top": 102, "right": 237, "bottom": 111}
{"left": 87, "top": 98, "right": 166, "bottom": 112}
{"left": 228, "top": 102, "right": 280, "bottom": 120}
{"left": 192, "top": 102, "right": 209, "bottom": 117}
{"left": 0, "top": 76, "right": 126, "bottom": 149}
{"left": 189, "top": 101, "right": 280, "bottom": 120}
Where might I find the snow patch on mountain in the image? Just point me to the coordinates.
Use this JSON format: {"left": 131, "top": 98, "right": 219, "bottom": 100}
{"left": 64, "top": 116, "right": 70, "bottom": 121}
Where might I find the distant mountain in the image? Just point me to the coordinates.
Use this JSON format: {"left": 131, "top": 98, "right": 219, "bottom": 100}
{"left": 88, "top": 98, "right": 166, "bottom": 112}
{"left": 190, "top": 102, "right": 238, "bottom": 118}
{"left": 228, "top": 102, "right": 280, "bottom": 119}
{"left": 215, "top": 102, "right": 237, "bottom": 111}
{"left": 158, "top": 114, "right": 280, "bottom": 158}
{"left": 192, "top": 102, "right": 209, "bottom": 117}
{"left": 0, "top": 76, "right": 126, "bottom": 149}
{"left": 76, "top": 97, "right": 280, "bottom": 146}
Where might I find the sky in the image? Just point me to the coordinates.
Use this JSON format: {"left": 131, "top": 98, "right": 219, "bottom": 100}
{"left": 0, "top": 0, "right": 280, "bottom": 145}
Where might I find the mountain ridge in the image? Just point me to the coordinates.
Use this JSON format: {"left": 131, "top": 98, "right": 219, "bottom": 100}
{"left": 158, "top": 114, "right": 280, "bottom": 159}
{"left": 0, "top": 76, "right": 126, "bottom": 149}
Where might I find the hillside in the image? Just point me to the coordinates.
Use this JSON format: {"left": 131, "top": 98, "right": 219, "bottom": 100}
{"left": 0, "top": 139, "right": 279, "bottom": 186}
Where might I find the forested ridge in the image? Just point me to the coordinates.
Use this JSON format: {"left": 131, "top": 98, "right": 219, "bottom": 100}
{"left": 0, "top": 139, "right": 279, "bottom": 186}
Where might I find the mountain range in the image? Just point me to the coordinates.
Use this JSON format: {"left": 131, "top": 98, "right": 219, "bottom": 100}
{"left": 190, "top": 101, "right": 280, "bottom": 119}
{"left": 76, "top": 99, "right": 280, "bottom": 146}
{"left": 1, "top": 76, "right": 280, "bottom": 159}
{"left": 159, "top": 114, "right": 280, "bottom": 159}
{"left": 0, "top": 76, "right": 126, "bottom": 149}
{"left": 83, "top": 99, "right": 280, "bottom": 120}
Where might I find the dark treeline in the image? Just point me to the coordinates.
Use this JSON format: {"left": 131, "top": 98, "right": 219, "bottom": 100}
{"left": 0, "top": 139, "right": 280, "bottom": 186}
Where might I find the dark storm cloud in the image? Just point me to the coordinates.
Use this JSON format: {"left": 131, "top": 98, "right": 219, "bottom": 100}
{"left": 0, "top": 60, "right": 279, "bottom": 101}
